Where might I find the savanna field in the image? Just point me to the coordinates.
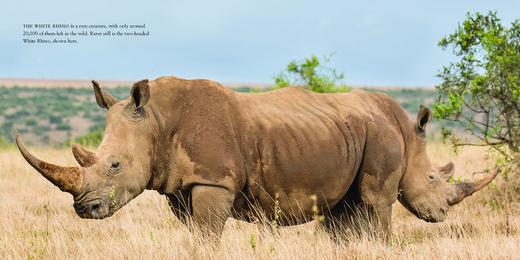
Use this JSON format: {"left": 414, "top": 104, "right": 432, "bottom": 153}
{"left": 1, "top": 143, "right": 518, "bottom": 259}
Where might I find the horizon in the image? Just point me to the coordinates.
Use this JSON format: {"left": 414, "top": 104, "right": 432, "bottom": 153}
{"left": 0, "top": 77, "right": 437, "bottom": 89}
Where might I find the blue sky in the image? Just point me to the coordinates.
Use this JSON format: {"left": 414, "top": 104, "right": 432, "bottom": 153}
{"left": 1, "top": 0, "right": 519, "bottom": 86}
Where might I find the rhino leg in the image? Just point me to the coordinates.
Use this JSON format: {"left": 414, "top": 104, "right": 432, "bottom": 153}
{"left": 166, "top": 190, "right": 192, "bottom": 226}
{"left": 365, "top": 204, "right": 392, "bottom": 238}
{"left": 323, "top": 200, "right": 393, "bottom": 241}
{"left": 355, "top": 121, "right": 403, "bottom": 237}
{"left": 191, "top": 185, "right": 234, "bottom": 237}
{"left": 325, "top": 121, "right": 402, "bottom": 239}
{"left": 325, "top": 189, "right": 395, "bottom": 237}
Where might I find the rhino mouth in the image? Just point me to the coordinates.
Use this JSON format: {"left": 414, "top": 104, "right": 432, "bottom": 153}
{"left": 407, "top": 205, "right": 447, "bottom": 223}
{"left": 398, "top": 195, "right": 448, "bottom": 223}
{"left": 416, "top": 208, "right": 447, "bottom": 223}
{"left": 73, "top": 199, "right": 114, "bottom": 219}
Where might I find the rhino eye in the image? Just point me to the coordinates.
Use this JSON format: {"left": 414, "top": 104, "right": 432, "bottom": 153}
{"left": 110, "top": 161, "right": 122, "bottom": 172}
{"left": 428, "top": 175, "right": 435, "bottom": 181}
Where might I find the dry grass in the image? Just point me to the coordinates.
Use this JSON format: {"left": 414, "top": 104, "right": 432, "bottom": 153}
{"left": 1, "top": 144, "right": 518, "bottom": 259}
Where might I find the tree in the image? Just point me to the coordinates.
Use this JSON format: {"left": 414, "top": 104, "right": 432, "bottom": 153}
{"left": 433, "top": 11, "right": 520, "bottom": 223}
{"left": 434, "top": 11, "right": 520, "bottom": 162}
{"left": 273, "top": 54, "right": 349, "bottom": 93}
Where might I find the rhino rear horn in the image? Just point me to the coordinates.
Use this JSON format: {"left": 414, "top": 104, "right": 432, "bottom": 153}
{"left": 447, "top": 170, "right": 499, "bottom": 206}
{"left": 72, "top": 144, "right": 97, "bottom": 167}
{"left": 16, "top": 134, "right": 84, "bottom": 195}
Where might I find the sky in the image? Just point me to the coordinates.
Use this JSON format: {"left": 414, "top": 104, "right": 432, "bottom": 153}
{"left": 0, "top": 0, "right": 519, "bottom": 87}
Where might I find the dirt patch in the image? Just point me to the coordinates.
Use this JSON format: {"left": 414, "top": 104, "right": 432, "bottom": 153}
{"left": 68, "top": 114, "right": 93, "bottom": 137}
{"left": 47, "top": 130, "right": 69, "bottom": 146}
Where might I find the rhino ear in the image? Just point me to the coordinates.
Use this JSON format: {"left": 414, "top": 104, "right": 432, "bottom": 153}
{"left": 131, "top": 79, "right": 150, "bottom": 109}
{"left": 92, "top": 80, "right": 118, "bottom": 109}
{"left": 416, "top": 105, "right": 432, "bottom": 133}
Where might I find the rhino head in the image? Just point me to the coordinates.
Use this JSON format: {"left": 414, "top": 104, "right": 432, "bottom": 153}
{"left": 17, "top": 80, "right": 156, "bottom": 219}
{"left": 398, "top": 106, "right": 498, "bottom": 222}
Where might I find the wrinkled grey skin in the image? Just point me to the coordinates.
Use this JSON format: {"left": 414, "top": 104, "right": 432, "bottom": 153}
{"left": 17, "top": 76, "right": 498, "bottom": 236}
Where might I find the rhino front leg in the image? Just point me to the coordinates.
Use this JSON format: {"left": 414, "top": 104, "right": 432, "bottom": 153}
{"left": 356, "top": 121, "right": 402, "bottom": 238}
{"left": 324, "top": 200, "right": 392, "bottom": 240}
{"left": 359, "top": 177, "right": 399, "bottom": 239}
{"left": 191, "top": 185, "right": 235, "bottom": 236}
{"left": 366, "top": 204, "right": 392, "bottom": 238}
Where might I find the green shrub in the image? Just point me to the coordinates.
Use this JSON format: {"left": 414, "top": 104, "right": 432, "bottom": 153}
{"left": 232, "top": 86, "right": 256, "bottom": 93}
{"left": 34, "top": 125, "right": 51, "bottom": 135}
{"left": 49, "top": 115, "right": 62, "bottom": 124}
{"left": 56, "top": 123, "right": 71, "bottom": 131}
{"left": 66, "top": 128, "right": 103, "bottom": 147}
{"left": 0, "top": 135, "right": 13, "bottom": 150}
{"left": 25, "top": 118, "right": 38, "bottom": 126}
{"left": 274, "top": 53, "right": 350, "bottom": 93}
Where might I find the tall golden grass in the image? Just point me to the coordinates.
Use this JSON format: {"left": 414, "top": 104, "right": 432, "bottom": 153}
{"left": 0, "top": 144, "right": 518, "bottom": 259}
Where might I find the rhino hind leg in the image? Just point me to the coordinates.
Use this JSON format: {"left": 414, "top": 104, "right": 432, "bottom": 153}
{"left": 191, "top": 185, "right": 235, "bottom": 237}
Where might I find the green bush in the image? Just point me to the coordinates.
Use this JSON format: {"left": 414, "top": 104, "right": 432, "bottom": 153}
{"left": 56, "top": 123, "right": 71, "bottom": 131}
{"left": 25, "top": 118, "right": 38, "bottom": 126}
{"left": 49, "top": 115, "right": 62, "bottom": 124}
{"left": 0, "top": 135, "right": 13, "bottom": 150}
{"left": 273, "top": 54, "right": 350, "bottom": 93}
{"left": 34, "top": 125, "right": 51, "bottom": 136}
{"left": 66, "top": 128, "right": 103, "bottom": 147}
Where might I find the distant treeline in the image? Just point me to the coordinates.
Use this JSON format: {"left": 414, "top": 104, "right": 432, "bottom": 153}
{"left": 0, "top": 86, "right": 452, "bottom": 146}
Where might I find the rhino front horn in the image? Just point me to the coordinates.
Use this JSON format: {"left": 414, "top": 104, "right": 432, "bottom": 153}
{"left": 16, "top": 134, "right": 84, "bottom": 195}
{"left": 447, "top": 170, "right": 500, "bottom": 206}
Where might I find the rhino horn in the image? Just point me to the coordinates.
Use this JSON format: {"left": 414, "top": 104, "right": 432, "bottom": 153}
{"left": 72, "top": 143, "right": 97, "bottom": 167}
{"left": 16, "top": 134, "right": 84, "bottom": 195}
{"left": 447, "top": 170, "right": 499, "bottom": 206}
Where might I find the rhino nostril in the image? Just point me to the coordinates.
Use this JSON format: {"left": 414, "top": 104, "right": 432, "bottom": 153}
{"left": 86, "top": 202, "right": 102, "bottom": 215}
{"left": 73, "top": 203, "right": 85, "bottom": 212}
